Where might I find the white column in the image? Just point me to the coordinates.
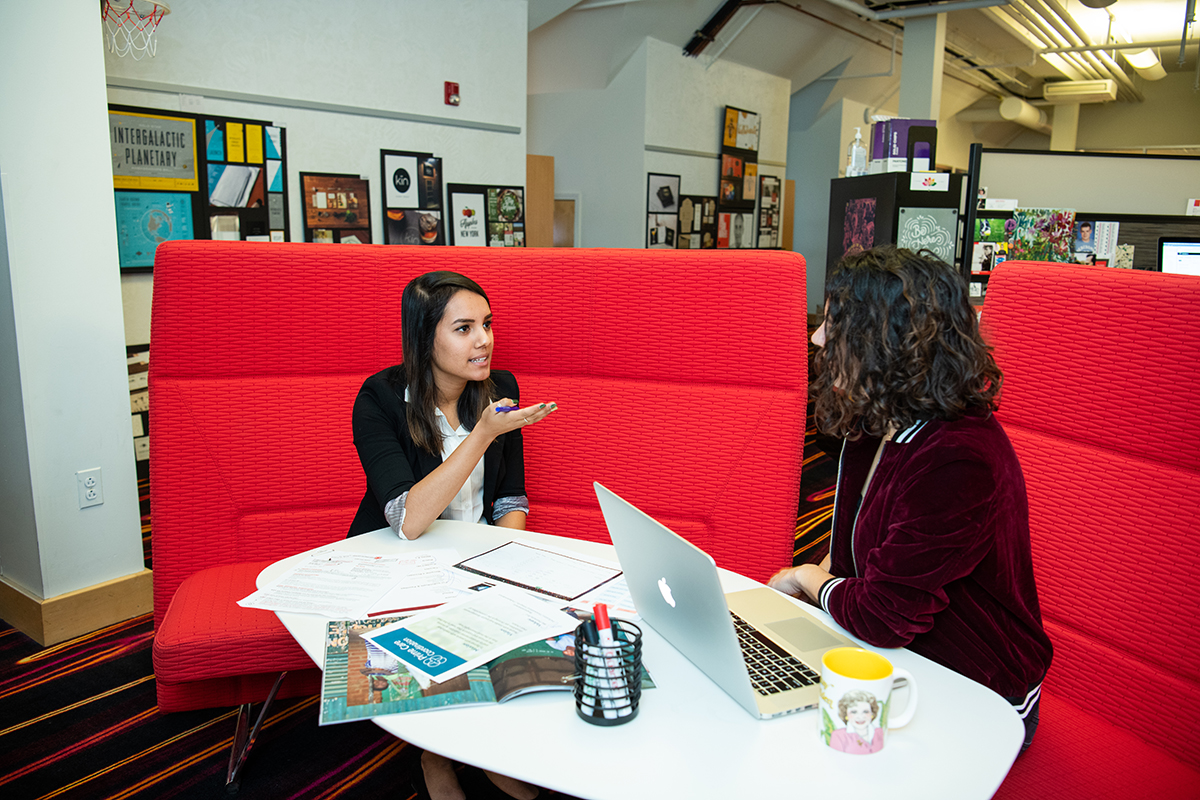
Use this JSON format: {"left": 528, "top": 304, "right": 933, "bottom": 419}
{"left": 899, "top": 13, "right": 947, "bottom": 120}
{"left": 0, "top": 2, "right": 146, "bottom": 634}
{"left": 1050, "top": 104, "right": 1080, "bottom": 151}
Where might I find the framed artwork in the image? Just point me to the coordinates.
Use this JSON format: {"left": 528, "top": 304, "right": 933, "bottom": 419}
{"left": 110, "top": 109, "right": 199, "bottom": 192}
{"left": 647, "top": 214, "right": 678, "bottom": 249}
{"left": 647, "top": 173, "right": 680, "bottom": 214}
{"left": 718, "top": 108, "right": 758, "bottom": 213}
{"left": 381, "top": 150, "right": 443, "bottom": 211}
{"left": 385, "top": 209, "right": 445, "bottom": 246}
{"left": 717, "top": 211, "right": 754, "bottom": 249}
{"left": 109, "top": 105, "right": 290, "bottom": 270}
{"left": 199, "top": 118, "right": 287, "bottom": 243}
{"left": 676, "top": 195, "right": 717, "bottom": 249}
{"left": 382, "top": 150, "right": 444, "bottom": 245}
{"left": 722, "top": 106, "right": 761, "bottom": 153}
{"left": 486, "top": 186, "right": 526, "bottom": 247}
{"left": 447, "top": 187, "right": 488, "bottom": 247}
{"left": 300, "top": 172, "right": 370, "bottom": 244}
{"left": 646, "top": 173, "right": 680, "bottom": 248}
{"left": 445, "top": 183, "right": 525, "bottom": 247}
{"left": 757, "top": 175, "right": 781, "bottom": 249}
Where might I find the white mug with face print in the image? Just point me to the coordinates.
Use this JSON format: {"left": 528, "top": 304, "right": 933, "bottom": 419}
{"left": 818, "top": 647, "right": 918, "bottom": 755}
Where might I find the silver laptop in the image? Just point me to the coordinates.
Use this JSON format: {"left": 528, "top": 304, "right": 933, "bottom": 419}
{"left": 594, "top": 482, "right": 857, "bottom": 719}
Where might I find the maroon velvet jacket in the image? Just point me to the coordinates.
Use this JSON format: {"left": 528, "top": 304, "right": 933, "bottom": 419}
{"left": 817, "top": 411, "right": 1053, "bottom": 697}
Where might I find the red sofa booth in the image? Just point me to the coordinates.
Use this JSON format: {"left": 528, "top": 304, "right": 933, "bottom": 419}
{"left": 148, "top": 242, "right": 809, "bottom": 728}
{"left": 983, "top": 262, "right": 1200, "bottom": 798}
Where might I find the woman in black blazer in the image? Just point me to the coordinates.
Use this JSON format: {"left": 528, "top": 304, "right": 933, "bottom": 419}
{"left": 349, "top": 271, "right": 555, "bottom": 799}
{"left": 349, "top": 270, "right": 555, "bottom": 540}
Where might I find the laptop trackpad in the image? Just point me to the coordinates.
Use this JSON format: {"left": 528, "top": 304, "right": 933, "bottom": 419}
{"left": 766, "top": 617, "right": 846, "bottom": 654}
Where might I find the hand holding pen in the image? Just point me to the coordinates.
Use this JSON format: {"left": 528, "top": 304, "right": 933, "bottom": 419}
{"left": 480, "top": 399, "right": 557, "bottom": 438}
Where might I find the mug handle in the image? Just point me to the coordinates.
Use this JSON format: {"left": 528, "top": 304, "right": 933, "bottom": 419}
{"left": 889, "top": 668, "right": 918, "bottom": 728}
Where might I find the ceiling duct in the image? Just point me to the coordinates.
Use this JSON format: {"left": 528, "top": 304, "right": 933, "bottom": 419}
{"left": 956, "top": 97, "right": 1051, "bottom": 133}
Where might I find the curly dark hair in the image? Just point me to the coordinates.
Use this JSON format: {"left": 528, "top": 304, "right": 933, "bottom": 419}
{"left": 812, "top": 246, "right": 1002, "bottom": 440}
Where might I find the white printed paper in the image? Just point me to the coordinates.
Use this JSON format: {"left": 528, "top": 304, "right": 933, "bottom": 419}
{"left": 364, "top": 586, "right": 576, "bottom": 684}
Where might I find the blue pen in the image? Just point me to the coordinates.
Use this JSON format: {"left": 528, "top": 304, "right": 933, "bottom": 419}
{"left": 496, "top": 405, "right": 519, "bottom": 413}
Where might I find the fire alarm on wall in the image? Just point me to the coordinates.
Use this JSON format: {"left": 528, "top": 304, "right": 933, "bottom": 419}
{"left": 445, "top": 82, "right": 460, "bottom": 106}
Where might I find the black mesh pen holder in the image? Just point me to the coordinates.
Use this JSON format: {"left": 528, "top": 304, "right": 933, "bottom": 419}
{"left": 573, "top": 619, "right": 643, "bottom": 726}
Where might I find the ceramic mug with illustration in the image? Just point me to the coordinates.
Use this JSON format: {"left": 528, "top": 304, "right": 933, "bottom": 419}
{"left": 818, "top": 647, "right": 918, "bottom": 754}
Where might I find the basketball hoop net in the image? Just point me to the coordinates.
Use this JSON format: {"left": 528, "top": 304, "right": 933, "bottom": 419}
{"left": 101, "top": 1, "right": 170, "bottom": 60}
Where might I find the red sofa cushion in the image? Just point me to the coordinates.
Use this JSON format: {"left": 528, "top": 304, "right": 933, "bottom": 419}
{"left": 153, "top": 561, "right": 317, "bottom": 686}
{"left": 996, "top": 693, "right": 1200, "bottom": 798}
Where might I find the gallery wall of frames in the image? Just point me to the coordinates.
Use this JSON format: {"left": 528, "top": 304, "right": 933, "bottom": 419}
{"left": 645, "top": 106, "right": 780, "bottom": 251}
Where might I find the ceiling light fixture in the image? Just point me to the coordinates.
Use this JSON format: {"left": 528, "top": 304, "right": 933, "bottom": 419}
{"left": 1124, "top": 47, "right": 1168, "bottom": 80}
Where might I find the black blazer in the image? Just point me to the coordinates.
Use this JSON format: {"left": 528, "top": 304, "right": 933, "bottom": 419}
{"left": 347, "top": 366, "right": 525, "bottom": 537}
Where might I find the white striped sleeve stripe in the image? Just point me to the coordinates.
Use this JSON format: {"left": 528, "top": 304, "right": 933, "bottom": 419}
{"left": 893, "top": 419, "right": 930, "bottom": 444}
{"left": 1010, "top": 683, "right": 1042, "bottom": 718}
{"left": 818, "top": 577, "right": 846, "bottom": 614}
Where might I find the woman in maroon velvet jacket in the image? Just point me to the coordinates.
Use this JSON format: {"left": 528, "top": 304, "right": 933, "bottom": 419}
{"left": 770, "top": 246, "right": 1052, "bottom": 750}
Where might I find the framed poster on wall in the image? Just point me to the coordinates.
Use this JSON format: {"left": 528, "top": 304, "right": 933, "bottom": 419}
{"left": 381, "top": 149, "right": 445, "bottom": 245}
{"left": 201, "top": 117, "right": 288, "bottom": 242}
{"left": 446, "top": 186, "right": 488, "bottom": 246}
{"left": 646, "top": 173, "right": 680, "bottom": 248}
{"left": 717, "top": 105, "right": 760, "bottom": 248}
{"left": 757, "top": 175, "right": 781, "bottom": 249}
{"left": 676, "top": 195, "right": 717, "bottom": 249}
{"left": 109, "top": 104, "right": 291, "bottom": 270}
{"left": 446, "top": 183, "right": 526, "bottom": 246}
{"left": 300, "top": 172, "right": 370, "bottom": 244}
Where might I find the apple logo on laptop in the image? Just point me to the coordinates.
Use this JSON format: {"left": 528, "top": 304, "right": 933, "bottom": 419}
{"left": 658, "top": 577, "right": 676, "bottom": 608}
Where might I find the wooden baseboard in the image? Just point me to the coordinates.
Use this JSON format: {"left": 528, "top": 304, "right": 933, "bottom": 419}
{"left": 0, "top": 569, "right": 153, "bottom": 646}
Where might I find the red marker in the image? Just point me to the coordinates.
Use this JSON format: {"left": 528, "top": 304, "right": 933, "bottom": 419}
{"left": 592, "top": 604, "right": 624, "bottom": 718}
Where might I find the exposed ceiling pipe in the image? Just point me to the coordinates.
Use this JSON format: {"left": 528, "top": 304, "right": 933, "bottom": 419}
{"left": 1000, "top": 0, "right": 1141, "bottom": 101}
{"left": 1003, "top": 3, "right": 1096, "bottom": 79}
{"left": 956, "top": 96, "right": 1051, "bottom": 132}
{"left": 873, "top": 0, "right": 1010, "bottom": 20}
{"left": 703, "top": 5, "right": 765, "bottom": 67}
{"left": 683, "top": 0, "right": 745, "bottom": 57}
{"left": 1036, "top": 0, "right": 1142, "bottom": 100}
{"left": 1182, "top": 0, "right": 1197, "bottom": 67}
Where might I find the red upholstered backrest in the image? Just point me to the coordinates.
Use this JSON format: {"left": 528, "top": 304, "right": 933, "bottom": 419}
{"left": 982, "top": 261, "right": 1200, "bottom": 768}
{"left": 150, "top": 241, "right": 808, "bottom": 629}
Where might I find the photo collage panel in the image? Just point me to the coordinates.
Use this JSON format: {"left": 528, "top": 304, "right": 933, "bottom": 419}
{"left": 446, "top": 183, "right": 526, "bottom": 247}
{"left": 382, "top": 150, "right": 446, "bottom": 246}
{"left": 109, "top": 105, "right": 290, "bottom": 270}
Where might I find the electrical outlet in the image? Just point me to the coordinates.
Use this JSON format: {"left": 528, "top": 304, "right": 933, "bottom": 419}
{"left": 76, "top": 467, "right": 104, "bottom": 509}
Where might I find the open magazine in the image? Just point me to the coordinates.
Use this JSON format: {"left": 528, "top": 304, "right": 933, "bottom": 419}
{"left": 319, "top": 617, "right": 654, "bottom": 725}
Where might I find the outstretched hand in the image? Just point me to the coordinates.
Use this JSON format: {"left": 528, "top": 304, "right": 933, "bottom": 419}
{"left": 477, "top": 398, "right": 557, "bottom": 439}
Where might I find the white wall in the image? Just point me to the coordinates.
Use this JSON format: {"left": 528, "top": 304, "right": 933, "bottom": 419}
{"left": 528, "top": 36, "right": 791, "bottom": 249}
{"left": 106, "top": 0, "right": 530, "bottom": 344}
{"left": 0, "top": 1, "right": 144, "bottom": 599}
{"left": 528, "top": 43, "right": 647, "bottom": 248}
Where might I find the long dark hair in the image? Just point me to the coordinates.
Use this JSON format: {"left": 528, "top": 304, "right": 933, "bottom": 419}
{"left": 397, "top": 271, "right": 496, "bottom": 455}
{"left": 812, "top": 246, "right": 1002, "bottom": 439}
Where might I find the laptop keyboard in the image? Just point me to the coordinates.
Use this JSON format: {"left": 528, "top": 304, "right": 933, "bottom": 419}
{"left": 731, "top": 612, "right": 821, "bottom": 696}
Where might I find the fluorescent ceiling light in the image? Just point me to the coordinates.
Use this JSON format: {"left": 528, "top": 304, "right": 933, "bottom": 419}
{"left": 1125, "top": 48, "right": 1168, "bottom": 80}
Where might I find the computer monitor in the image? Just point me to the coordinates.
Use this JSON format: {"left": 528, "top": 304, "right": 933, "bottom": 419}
{"left": 1158, "top": 237, "right": 1200, "bottom": 276}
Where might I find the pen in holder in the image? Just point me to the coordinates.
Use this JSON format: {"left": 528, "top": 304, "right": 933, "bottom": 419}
{"left": 573, "top": 619, "right": 643, "bottom": 726}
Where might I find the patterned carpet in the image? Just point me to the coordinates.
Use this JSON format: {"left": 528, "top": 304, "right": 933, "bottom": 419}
{"left": 1, "top": 419, "right": 838, "bottom": 799}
